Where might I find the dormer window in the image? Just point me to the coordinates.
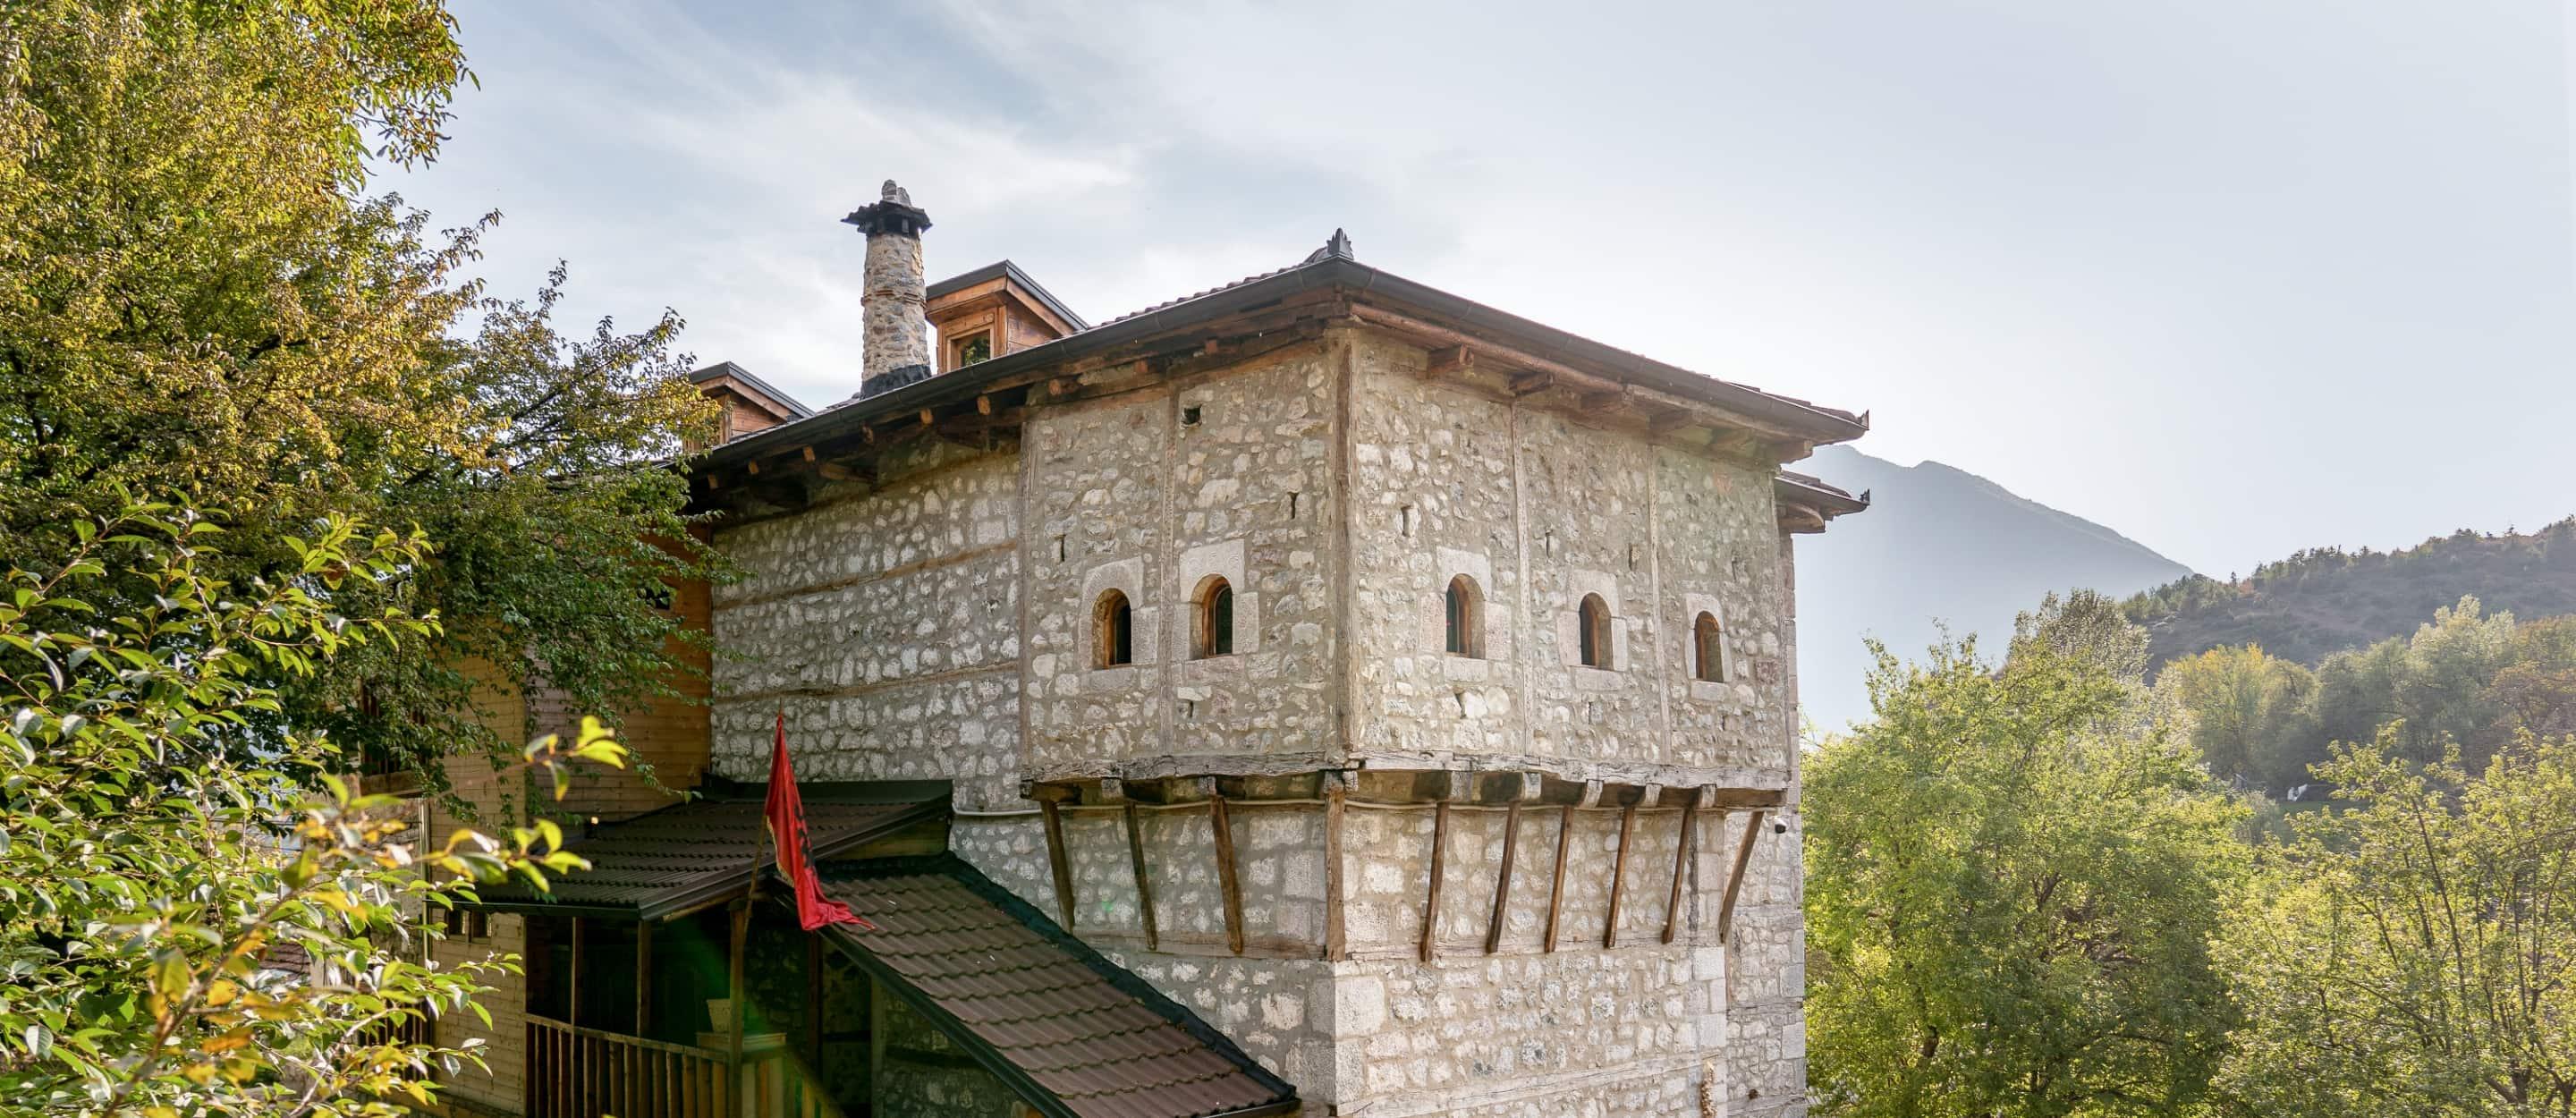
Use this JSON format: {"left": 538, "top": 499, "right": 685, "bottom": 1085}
{"left": 952, "top": 330, "right": 992, "bottom": 369}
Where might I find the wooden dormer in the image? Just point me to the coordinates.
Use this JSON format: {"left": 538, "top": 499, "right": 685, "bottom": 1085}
{"left": 687, "top": 360, "right": 812, "bottom": 448}
{"left": 923, "top": 260, "right": 1088, "bottom": 374}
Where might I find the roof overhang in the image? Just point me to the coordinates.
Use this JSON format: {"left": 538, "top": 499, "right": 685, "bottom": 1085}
{"left": 1775, "top": 470, "right": 1870, "bottom": 534}
{"left": 693, "top": 256, "right": 1867, "bottom": 498}
{"left": 456, "top": 781, "right": 951, "bottom": 922}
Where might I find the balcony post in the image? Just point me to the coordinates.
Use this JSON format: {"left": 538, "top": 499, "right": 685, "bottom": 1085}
{"left": 726, "top": 900, "right": 749, "bottom": 1117}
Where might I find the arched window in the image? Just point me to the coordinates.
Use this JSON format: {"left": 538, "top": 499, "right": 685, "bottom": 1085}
{"left": 1445, "top": 575, "right": 1483, "bottom": 657}
{"left": 1578, "top": 593, "right": 1613, "bottom": 669}
{"left": 1095, "top": 589, "right": 1132, "bottom": 668}
{"left": 1693, "top": 611, "right": 1726, "bottom": 682}
{"left": 1194, "top": 577, "right": 1234, "bottom": 659}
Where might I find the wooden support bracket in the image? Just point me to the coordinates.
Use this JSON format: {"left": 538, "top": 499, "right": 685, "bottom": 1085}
{"left": 1422, "top": 345, "right": 1476, "bottom": 379}
{"left": 1420, "top": 797, "right": 1452, "bottom": 962}
{"left": 1716, "top": 809, "right": 1768, "bottom": 944}
{"left": 1603, "top": 801, "right": 1638, "bottom": 948}
{"left": 1661, "top": 792, "right": 1700, "bottom": 944}
{"left": 1484, "top": 800, "right": 1524, "bottom": 954}
{"left": 1123, "top": 800, "right": 1157, "bottom": 951}
{"left": 1543, "top": 805, "right": 1575, "bottom": 953}
{"left": 1039, "top": 797, "right": 1077, "bottom": 929}
{"left": 1209, "top": 794, "right": 1245, "bottom": 956}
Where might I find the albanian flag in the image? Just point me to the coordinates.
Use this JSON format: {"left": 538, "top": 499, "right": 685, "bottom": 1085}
{"left": 764, "top": 712, "right": 875, "bottom": 931}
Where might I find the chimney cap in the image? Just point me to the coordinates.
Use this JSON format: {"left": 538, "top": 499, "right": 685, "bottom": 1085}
{"left": 844, "top": 180, "right": 931, "bottom": 237}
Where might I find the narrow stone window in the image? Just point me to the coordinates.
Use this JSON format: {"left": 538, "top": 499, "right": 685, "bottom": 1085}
{"left": 1578, "top": 593, "right": 1613, "bottom": 669}
{"left": 1194, "top": 576, "right": 1234, "bottom": 658}
{"left": 1693, "top": 610, "right": 1726, "bottom": 682}
{"left": 1445, "top": 575, "right": 1484, "bottom": 657}
{"left": 1182, "top": 404, "right": 1203, "bottom": 427}
{"left": 1095, "top": 589, "right": 1133, "bottom": 668}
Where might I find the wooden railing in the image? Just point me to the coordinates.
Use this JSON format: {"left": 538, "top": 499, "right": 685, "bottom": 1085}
{"left": 524, "top": 1015, "right": 829, "bottom": 1118}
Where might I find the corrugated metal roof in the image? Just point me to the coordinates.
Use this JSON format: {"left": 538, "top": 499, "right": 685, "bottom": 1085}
{"left": 462, "top": 785, "right": 947, "bottom": 920}
{"left": 815, "top": 857, "right": 1298, "bottom": 1118}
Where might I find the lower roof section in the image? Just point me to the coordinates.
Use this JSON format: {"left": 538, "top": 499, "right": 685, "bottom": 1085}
{"left": 459, "top": 779, "right": 950, "bottom": 921}
{"left": 811, "top": 856, "right": 1299, "bottom": 1118}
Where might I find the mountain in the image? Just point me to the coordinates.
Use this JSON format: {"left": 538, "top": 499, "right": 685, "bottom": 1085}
{"left": 2123, "top": 519, "right": 2576, "bottom": 669}
{"left": 1793, "top": 445, "right": 2196, "bottom": 733}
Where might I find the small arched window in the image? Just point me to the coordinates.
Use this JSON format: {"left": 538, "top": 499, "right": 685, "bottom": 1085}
{"left": 1693, "top": 611, "right": 1726, "bottom": 682}
{"left": 1578, "top": 593, "right": 1613, "bottom": 669}
{"left": 1194, "top": 577, "right": 1234, "bottom": 659}
{"left": 1445, "top": 575, "right": 1483, "bottom": 657}
{"left": 1095, "top": 589, "right": 1133, "bottom": 668}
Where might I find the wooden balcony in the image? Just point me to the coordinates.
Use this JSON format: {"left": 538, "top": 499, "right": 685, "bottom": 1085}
{"left": 525, "top": 1014, "right": 829, "bottom": 1118}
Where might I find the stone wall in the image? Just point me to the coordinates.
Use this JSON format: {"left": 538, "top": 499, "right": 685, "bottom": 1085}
{"left": 690, "top": 325, "right": 1817, "bottom": 1116}
{"left": 1020, "top": 342, "right": 1343, "bottom": 779}
{"left": 1342, "top": 329, "right": 1793, "bottom": 784}
{"left": 708, "top": 441, "right": 1024, "bottom": 809}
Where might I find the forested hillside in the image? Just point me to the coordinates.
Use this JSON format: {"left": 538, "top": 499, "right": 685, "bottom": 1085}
{"left": 2124, "top": 518, "right": 2576, "bottom": 668}
{"left": 1796, "top": 445, "right": 2193, "bottom": 730}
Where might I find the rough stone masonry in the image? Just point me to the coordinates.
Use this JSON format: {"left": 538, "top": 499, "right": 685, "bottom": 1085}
{"left": 694, "top": 199, "right": 1866, "bottom": 1117}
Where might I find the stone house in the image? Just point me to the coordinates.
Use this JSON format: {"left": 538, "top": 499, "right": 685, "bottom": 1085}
{"left": 428, "top": 179, "right": 1868, "bottom": 1118}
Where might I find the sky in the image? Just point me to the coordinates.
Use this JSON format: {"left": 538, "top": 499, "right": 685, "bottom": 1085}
{"left": 388, "top": 0, "right": 2576, "bottom": 579}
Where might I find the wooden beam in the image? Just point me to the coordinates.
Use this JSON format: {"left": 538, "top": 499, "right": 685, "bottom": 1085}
{"left": 1544, "top": 806, "right": 1574, "bottom": 953}
{"left": 1209, "top": 795, "right": 1245, "bottom": 956}
{"left": 1039, "top": 797, "right": 1077, "bottom": 929}
{"left": 800, "top": 445, "right": 816, "bottom": 462}
{"left": 567, "top": 917, "right": 585, "bottom": 1031}
{"left": 1661, "top": 794, "right": 1699, "bottom": 944}
{"left": 804, "top": 933, "right": 824, "bottom": 1068}
{"left": 1123, "top": 800, "right": 1158, "bottom": 951}
{"left": 868, "top": 978, "right": 887, "bottom": 1118}
{"left": 1508, "top": 369, "right": 1555, "bottom": 397}
{"left": 1484, "top": 800, "right": 1523, "bottom": 954}
{"left": 1420, "top": 798, "right": 1451, "bottom": 962}
{"left": 1323, "top": 779, "right": 1348, "bottom": 961}
{"left": 1421, "top": 345, "right": 1475, "bottom": 379}
{"left": 1603, "top": 802, "right": 1637, "bottom": 948}
{"left": 725, "top": 901, "right": 749, "bottom": 1116}
{"left": 634, "top": 918, "right": 653, "bottom": 1037}
{"left": 976, "top": 394, "right": 995, "bottom": 416}
{"left": 1717, "top": 810, "right": 1767, "bottom": 944}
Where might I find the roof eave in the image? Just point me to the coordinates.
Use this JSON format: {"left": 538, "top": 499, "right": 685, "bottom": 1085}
{"left": 701, "top": 255, "right": 1867, "bottom": 475}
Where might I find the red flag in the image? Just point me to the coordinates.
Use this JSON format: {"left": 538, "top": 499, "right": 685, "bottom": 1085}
{"left": 764, "top": 713, "right": 875, "bottom": 931}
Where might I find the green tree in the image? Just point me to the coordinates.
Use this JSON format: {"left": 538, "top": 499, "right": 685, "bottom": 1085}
{"left": 0, "top": 0, "right": 716, "bottom": 799}
{"left": 2216, "top": 733, "right": 2576, "bottom": 1115}
{"left": 1806, "top": 637, "right": 2248, "bottom": 1117}
{"left": 0, "top": 502, "right": 621, "bottom": 1116}
{"left": 2154, "top": 645, "right": 2319, "bottom": 793}
{"left": 2011, "top": 589, "right": 2150, "bottom": 684}
{"left": 2393, "top": 597, "right": 2518, "bottom": 767}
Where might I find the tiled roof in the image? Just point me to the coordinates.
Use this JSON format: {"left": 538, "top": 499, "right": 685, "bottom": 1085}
{"left": 1087, "top": 262, "right": 1308, "bottom": 331}
{"left": 462, "top": 785, "right": 947, "bottom": 920}
{"left": 814, "top": 857, "right": 1297, "bottom": 1118}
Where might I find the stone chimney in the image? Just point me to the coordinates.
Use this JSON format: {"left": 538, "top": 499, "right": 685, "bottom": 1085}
{"left": 841, "top": 180, "right": 934, "bottom": 396}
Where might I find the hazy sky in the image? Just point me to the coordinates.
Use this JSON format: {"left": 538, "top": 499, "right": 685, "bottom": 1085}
{"left": 391, "top": 0, "right": 2576, "bottom": 579}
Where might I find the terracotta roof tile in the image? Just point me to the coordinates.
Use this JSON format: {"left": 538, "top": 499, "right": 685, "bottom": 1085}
{"left": 816, "top": 857, "right": 1296, "bottom": 1118}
